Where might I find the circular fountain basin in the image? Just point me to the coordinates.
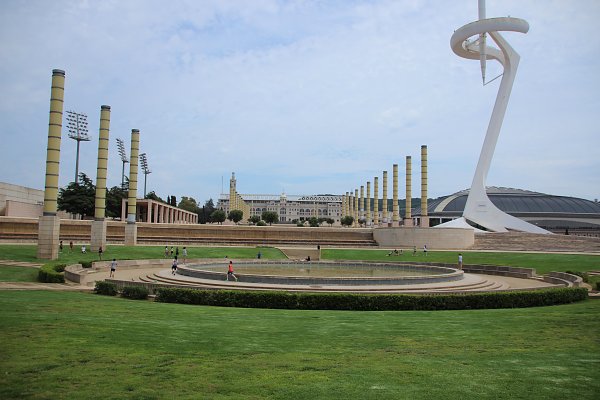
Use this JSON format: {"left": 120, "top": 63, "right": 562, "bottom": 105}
{"left": 179, "top": 260, "right": 463, "bottom": 286}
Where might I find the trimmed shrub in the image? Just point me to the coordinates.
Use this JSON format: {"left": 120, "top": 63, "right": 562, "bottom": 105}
{"left": 121, "top": 286, "right": 149, "bottom": 300}
{"left": 80, "top": 261, "right": 93, "bottom": 268}
{"left": 596, "top": 282, "right": 600, "bottom": 291}
{"left": 155, "top": 287, "right": 588, "bottom": 311}
{"left": 95, "top": 281, "right": 118, "bottom": 296}
{"left": 256, "top": 220, "right": 267, "bottom": 226}
{"left": 38, "top": 264, "right": 66, "bottom": 283}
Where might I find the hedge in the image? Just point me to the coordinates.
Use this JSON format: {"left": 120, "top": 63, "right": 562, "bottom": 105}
{"left": 38, "top": 264, "right": 66, "bottom": 283}
{"left": 95, "top": 281, "right": 118, "bottom": 296}
{"left": 121, "top": 286, "right": 149, "bottom": 300}
{"left": 155, "top": 287, "right": 589, "bottom": 311}
{"left": 80, "top": 261, "right": 93, "bottom": 268}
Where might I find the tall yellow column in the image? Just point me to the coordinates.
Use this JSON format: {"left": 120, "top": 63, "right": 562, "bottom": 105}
{"left": 42, "top": 69, "right": 65, "bottom": 216}
{"left": 421, "top": 145, "right": 429, "bottom": 227}
{"left": 125, "top": 129, "right": 140, "bottom": 245}
{"left": 93, "top": 106, "right": 111, "bottom": 220}
{"left": 382, "top": 171, "right": 388, "bottom": 225}
{"left": 392, "top": 164, "right": 399, "bottom": 225}
{"left": 366, "top": 181, "right": 371, "bottom": 227}
{"left": 345, "top": 192, "right": 349, "bottom": 217}
{"left": 359, "top": 185, "right": 364, "bottom": 224}
{"left": 405, "top": 155, "right": 413, "bottom": 226}
{"left": 91, "top": 105, "right": 111, "bottom": 252}
{"left": 354, "top": 189, "right": 359, "bottom": 227}
{"left": 373, "top": 177, "right": 379, "bottom": 226}
{"left": 38, "top": 69, "right": 66, "bottom": 260}
{"left": 348, "top": 192, "right": 353, "bottom": 222}
{"left": 229, "top": 172, "right": 237, "bottom": 213}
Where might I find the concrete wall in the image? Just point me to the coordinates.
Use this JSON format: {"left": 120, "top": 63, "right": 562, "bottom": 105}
{"left": 373, "top": 227, "right": 474, "bottom": 250}
{"left": 0, "top": 182, "right": 44, "bottom": 216}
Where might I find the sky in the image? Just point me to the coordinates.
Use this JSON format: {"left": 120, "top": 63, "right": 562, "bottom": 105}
{"left": 1, "top": 0, "right": 598, "bottom": 205}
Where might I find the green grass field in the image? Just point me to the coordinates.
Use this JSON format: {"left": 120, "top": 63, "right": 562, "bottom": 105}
{"left": 0, "top": 265, "right": 38, "bottom": 282}
{"left": 0, "top": 244, "right": 598, "bottom": 398}
{"left": 0, "top": 291, "right": 598, "bottom": 399}
{"left": 0, "top": 244, "right": 598, "bottom": 275}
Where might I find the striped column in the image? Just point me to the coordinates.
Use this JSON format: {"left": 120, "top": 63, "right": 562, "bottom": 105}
{"left": 94, "top": 106, "right": 111, "bottom": 220}
{"left": 37, "top": 69, "right": 65, "bottom": 260}
{"left": 421, "top": 145, "right": 429, "bottom": 227}
{"left": 382, "top": 171, "right": 388, "bottom": 224}
{"left": 127, "top": 129, "right": 140, "bottom": 223}
{"left": 42, "top": 69, "right": 66, "bottom": 216}
{"left": 405, "top": 155, "right": 413, "bottom": 225}
{"left": 366, "top": 181, "right": 371, "bottom": 227}
{"left": 392, "top": 164, "right": 399, "bottom": 225}
{"left": 373, "top": 177, "right": 379, "bottom": 226}
{"left": 360, "top": 185, "right": 364, "bottom": 223}
{"left": 354, "top": 189, "right": 359, "bottom": 227}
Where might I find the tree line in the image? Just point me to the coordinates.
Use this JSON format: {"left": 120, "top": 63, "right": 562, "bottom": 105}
{"left": 57, "top": 173, "right": 218, "bottom": 223}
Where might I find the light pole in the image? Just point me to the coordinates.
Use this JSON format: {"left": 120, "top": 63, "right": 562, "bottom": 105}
{"left": 139, "top": 153, "right": 151, "bottom": 197}
{"left": 65, "top": 111, "right": 90, "bottom": 184}
{"left": 116, "top": 138, "right": 129, "bottom": 190}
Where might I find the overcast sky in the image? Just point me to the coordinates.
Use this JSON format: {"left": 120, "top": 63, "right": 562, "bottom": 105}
{"left": 1, "top": 0, "right": 598, "bottom": 205}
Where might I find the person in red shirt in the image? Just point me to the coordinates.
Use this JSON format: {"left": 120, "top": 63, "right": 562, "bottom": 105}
{"left": 227, "top": 261, "right": 238, "bottom": 282}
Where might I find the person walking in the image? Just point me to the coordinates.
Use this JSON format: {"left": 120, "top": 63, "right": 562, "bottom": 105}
{"left": 423, "top": 244, "right": 428, "bottom": 256}
{"left": 458, "top": 253, "right": 463, "bottom": 270}
{"left": 164, "top": 246, "right": 169, "bottom": 258}
{"left": 226, "top": 261, "right": 238, "bottom": 282}
{"left": 109, "top": 258, "right": 117, "bottom": 277}
{"left": 412, "top": 246, "right": 417, "bottom": 256}
{"left": 171, "top": 257, "right": 178, "bottom": 275}
{"left": 59, "top": 241, "right": 63, "bottom": 254}
{"left": 182, "top": 247, "right": 187, "bottom": 264}
{"left": 98, "top": 246, "right": 103, "bottom": 260}
{"left": 69, "top": 241, "right": 74, "bottom": 253}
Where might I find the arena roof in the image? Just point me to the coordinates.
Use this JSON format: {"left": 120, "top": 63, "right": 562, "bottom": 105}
{"left": 415, "top": 187, "right": 600, "bottom": 216}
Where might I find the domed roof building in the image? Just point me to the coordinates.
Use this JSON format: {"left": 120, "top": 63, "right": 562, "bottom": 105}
{"left": 414, "top": 187, "right": 600, "bottom": 234}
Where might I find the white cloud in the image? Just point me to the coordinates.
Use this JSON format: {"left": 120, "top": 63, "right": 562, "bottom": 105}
{"left": 0, "top": 0, "right": 598, "bottom": 205}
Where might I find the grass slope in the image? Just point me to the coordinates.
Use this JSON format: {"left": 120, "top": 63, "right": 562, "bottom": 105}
{"left": 323, "top": 249, "right": 600, "bottom": 275}
{"left": 0, "top": 265, "right": 38, "bottom": 282}
{"left": 0, "top": 291, "right": 598, "bottom": 399}
{"left": 0, "top": 244, "right": 286, "bottom": 267}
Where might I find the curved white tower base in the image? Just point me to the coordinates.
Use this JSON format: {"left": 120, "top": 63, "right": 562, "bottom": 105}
{"left": 446, "top": 15, "right": 550, "bottom": 234}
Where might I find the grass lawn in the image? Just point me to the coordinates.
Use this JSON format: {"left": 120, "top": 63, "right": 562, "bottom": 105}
{"left": 0, "top": 244, "right": 287, "bottom": 267}
{"left": 323, "top": 249, "right": 600, "bottom": 275}
{"left": 0, "top": 291, "right": 598, "bottom": 400}
{"left": 0, "top": 245, "right": 598, "bottom": 276}
{"left": 0, "top": 265, "right": 38, "bottom": 282}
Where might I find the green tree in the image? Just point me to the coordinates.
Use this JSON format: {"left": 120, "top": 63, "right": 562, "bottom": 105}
{"left": 248, "top": 215, "right": 261, "bottom": 225}
{"left": 308, "top": 217, "right": 319, "bottom": 227}
{"left": 261, "top": 211, "right": 279, "bottom": 225}
{"left": 210, "top": 209, "right": 226, "bottom": 224}
{"left": 326, "top": 218, "right": 335, "bottom": 226}
{"left": 341, "top": 216, "right": 354, "bottom": 227}
{"left": 199, "top": 199, "right": 215, "bottom": 224}
{"left": 178, "top": 196, "right": 199, "bottom": 213}
{"left": 57, "top": 173, "right": 95, "bottom": 218}
{"left": 145, "top": 191, "right": 165, "bottom": 203}
{"left": 228, "top": 209, "right": 244, "bottom": 224}
{"left": 106, "top": 186, "right": 127, "bottom": 219}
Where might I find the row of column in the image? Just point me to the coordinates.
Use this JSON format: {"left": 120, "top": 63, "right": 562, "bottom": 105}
{"left": 150, "top": 202, "right": 198, "bottom": 224}
{"left": 341, "top": 145, "right": 428, "bottom": 228}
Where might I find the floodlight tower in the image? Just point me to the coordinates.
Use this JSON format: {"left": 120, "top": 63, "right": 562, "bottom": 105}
{"left": 139, "top": 153, "right": 151, "bottom": 197}
{"left": 116, "top": 138, "right": 129, "bottom": 189}
{"left": 65, "top": 111, "right": 90, "bottom": 184}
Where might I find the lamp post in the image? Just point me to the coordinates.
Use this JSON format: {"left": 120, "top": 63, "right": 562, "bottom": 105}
{"left": 139, "top": 153, "right": 151, "bottom": 197}
{"left": 116, "top": 138, "right": 129, "bottom": 190}
{"left": 65, "top": 111, "right": 90, "bottom": 184}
